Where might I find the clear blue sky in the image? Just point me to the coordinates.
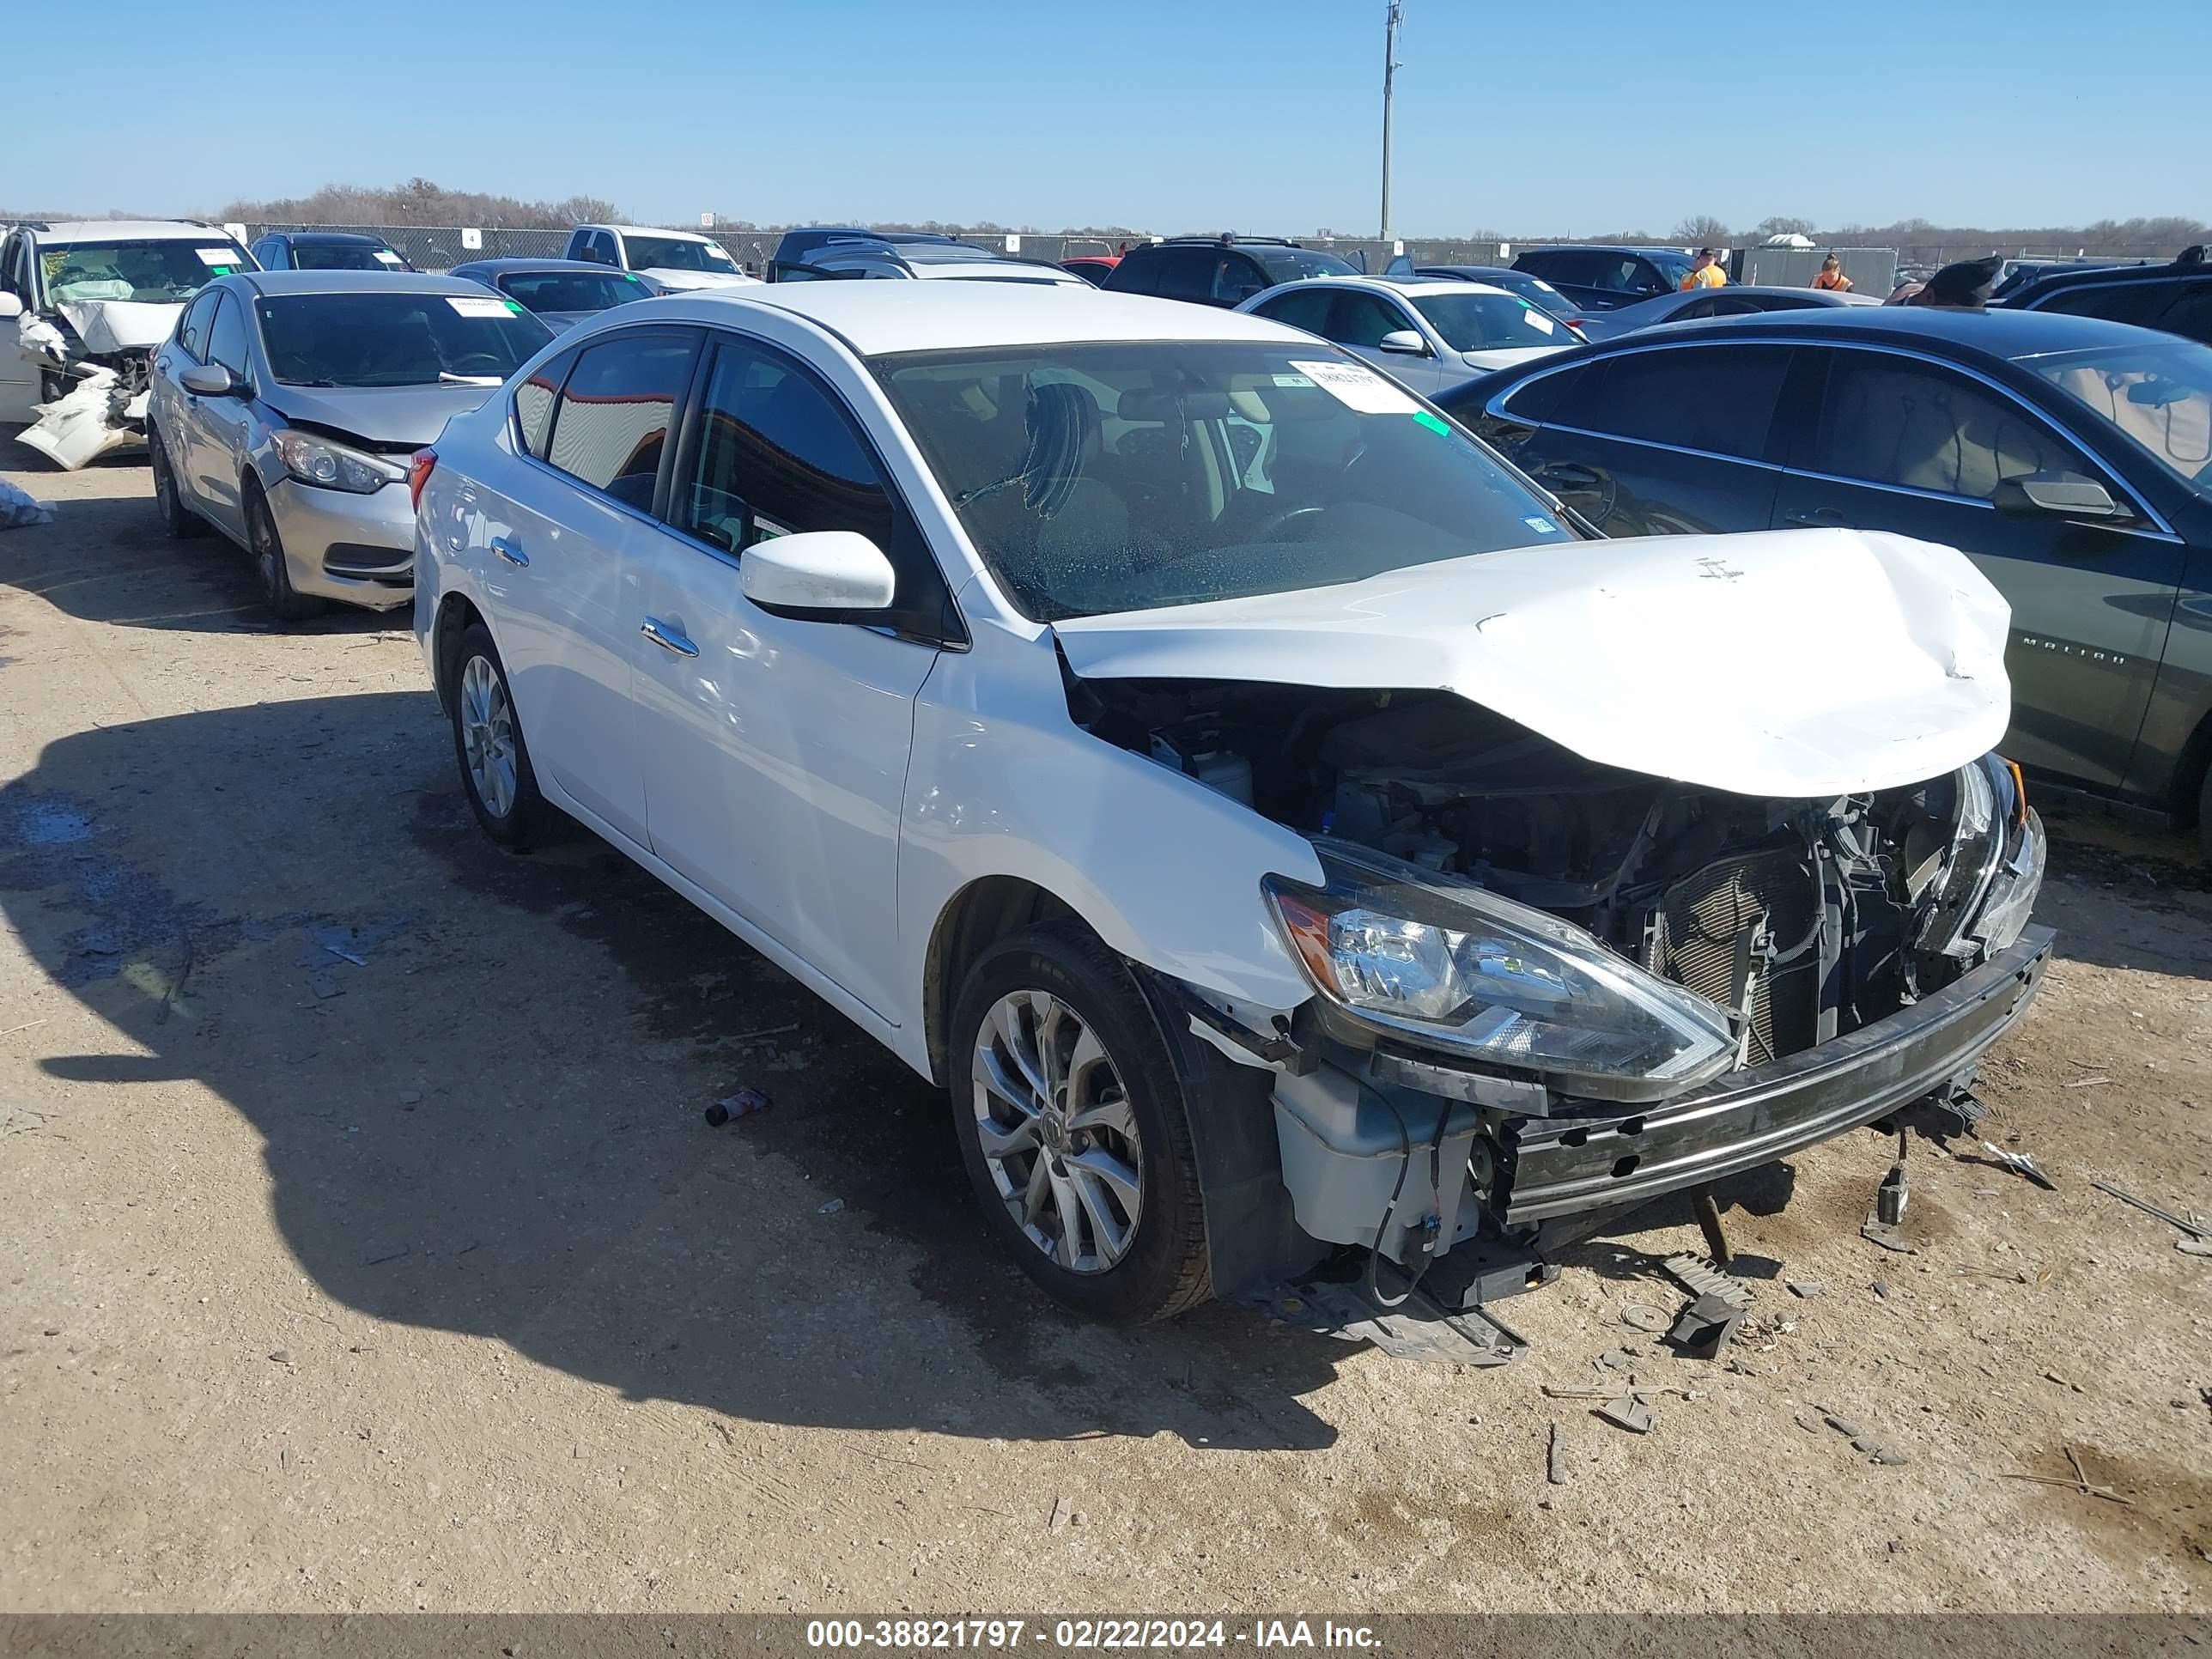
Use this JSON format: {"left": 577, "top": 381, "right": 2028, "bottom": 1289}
{"left": 12, "top": 0, "right": 2207, "bottom": 235}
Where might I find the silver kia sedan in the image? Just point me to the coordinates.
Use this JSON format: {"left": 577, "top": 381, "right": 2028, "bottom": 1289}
{"left": 144, "top": 270, "right": 553, "bottom": 622}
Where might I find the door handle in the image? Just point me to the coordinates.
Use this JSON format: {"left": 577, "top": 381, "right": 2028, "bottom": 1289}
{"left": 1784, "top": 508, "right": 1851, "bottom": 529}
{"left": 641, "top": 617, "right": 699, "bottom": 658}
{"left": 491, "top": 536, "right": 528, "bottom": 567}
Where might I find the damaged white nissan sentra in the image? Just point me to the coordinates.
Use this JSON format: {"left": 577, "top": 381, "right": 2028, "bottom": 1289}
{"left": 416, "top": 282, "right": 2051, "bottom": 1332}
{"left": 1, "top": 219, "right": 255, "bottom": 468}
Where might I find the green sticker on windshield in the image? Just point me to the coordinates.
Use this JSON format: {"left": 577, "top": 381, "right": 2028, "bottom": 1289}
{"left": 504, "top": 300, "right": 525, "bottom": 314}
{"left": 1413, "top": 410, "right": 1451, "bottom": 436}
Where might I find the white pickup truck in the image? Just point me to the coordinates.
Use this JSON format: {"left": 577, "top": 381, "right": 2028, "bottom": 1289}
{"left": 561, "top": 224, "right": 757, "bottom": 292}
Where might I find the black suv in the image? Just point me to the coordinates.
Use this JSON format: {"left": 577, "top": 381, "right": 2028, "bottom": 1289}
{"left": 2002, "top": 247, "right": 2211, "bottom": 349}
{"left": 1102, "top": 235, "right": 1357, "bottom": 308}
{"left": 1510, "top": 245, "right": 1697, "bottom": 312}
{"left": 768, "top": 227, "right": 974, "bottom": 283}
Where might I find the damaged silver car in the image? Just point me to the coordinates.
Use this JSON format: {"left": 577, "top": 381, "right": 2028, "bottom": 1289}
{"left": 1, "top": 220, "right": 255, "bottom": 469}
{"left": 416, "top": 286, "right": 2053, "bottom": 1344}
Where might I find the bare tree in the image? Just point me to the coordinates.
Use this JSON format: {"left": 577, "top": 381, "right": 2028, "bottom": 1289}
{"left": 1753, "top": 216, "right": 1816, "bottom": 240}
{"left": 1671, "top": 215, "right": 1730, "bottom": 246}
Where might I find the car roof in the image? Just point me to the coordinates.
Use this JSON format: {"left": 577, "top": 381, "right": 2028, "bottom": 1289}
{"left": 2009, "top": 256, "right": 2202, "bottom": 301}
{"left": 1563, "top": 303, "right": 2170, "bottom": 362}
{"left": 1270, "top": 275, "right": 1510, "bottom": 301}
{"left": 629, "top": 282, "right": 1310, "bottom": 355}
{"left": 598, "top": 224, "right": 714, "bottom": 243}
{"left": 1520, "top": 244, "right": 1682, "bottom": 258}
{"left": 270, "top": 231, "right": 391, "bottom": 246}
{"left": 449, "top": 258, "right": 625, "bottom": 275}
{"left": 240, "top": 270, "right": 499, "bottom": 298}
{"left": 31, "top": 220, "right": 237, "bottom": 243}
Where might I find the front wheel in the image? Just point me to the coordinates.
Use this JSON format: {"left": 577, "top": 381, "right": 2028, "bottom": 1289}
{"left": 245, "top": 481, "right": 324, "bottom": 624}
{"left": 949, "top": 921, "right": 1212, "bottom": 1323}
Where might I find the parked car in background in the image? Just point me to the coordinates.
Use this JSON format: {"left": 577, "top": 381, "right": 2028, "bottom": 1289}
{"left": 146, "top": 270, "right": 550, "bottom": 621}
{"left": 1236, "top": 275, "right": 1577, "bottom": 395}
{"left": 1987, "top": 258, "right": 2140, "bottom": 304}
{"left": 2, "top": 219, "right": 257, "bottom": 467}
{"left": 415, "top": 281, "right": 2050, "bottom": 1330}
{"left": 248, "top": 231, "right": 414, "bottom": 273}
{"left": 1571, "top": 283, "right": 1877, "bottom": 342}
{"left": 769, "top": 232, "right": 1085, "bottom": 286}
{"left": 1380, "top": 259, "right": 1583, "bottom": 324}
{"left": 449, "top": 258, "right": 659, "bottom": 333}
{"left": 564, "top": 224, "right": 757, "bottom": 291}
{"left": 1440, "top": 307, "right": 2212, "bottom": 845}
{"left": 1510, "top": 245, "right": 1698, "bottom": 312}
{"left": 2000, "top": 248, "right": 2211, "bottom": 348}
{"left": 1103, "top": 235, "right": 1358, "bottom": 308}
{"left": 1060, "top": 256, "right": 1121, "bottom": 287}
{"left": 769, "top": 228, "right": 988, "bottom": 282}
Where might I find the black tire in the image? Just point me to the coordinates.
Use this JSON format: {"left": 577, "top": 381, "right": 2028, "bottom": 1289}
{"left": 149, "top": 426, "right": 206, "bottom": 540}
{"left": 2198, "top": 763, "right": 2212, "bottom": 866}
{"left": 245, "top": 480, "right": 324, "bottom": 624}
{"left": 949, "top": 921, "right": 1212, "bottom": 1323}
{"left": 449, "top": 623, "right": 554, "bottom": 850}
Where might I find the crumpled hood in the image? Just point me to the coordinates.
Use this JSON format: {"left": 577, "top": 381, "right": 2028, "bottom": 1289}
{"left": 1050, "top": 528, "right": 2013, "bottom": 799}
{"left": 55, "top": 299, "right": 182, "bottom": 355}
{"left": 641, "top": 268, "right": 758, "bottom": 290}
{"left": 264, "top": 382, "right": 501, "bottom": 449}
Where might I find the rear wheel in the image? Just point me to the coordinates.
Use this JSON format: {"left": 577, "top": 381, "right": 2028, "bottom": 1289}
{"left": 245, "top": 480, "right": 324, "bottom": 625}
{"left": 451, "top": 624, "right": 554, "bottom": 850}
{"left": 149, "top": 427, "right": 206, "bottom": 540}
{"left": 949, "top": 921, "right": 1212, "bottom": 1323}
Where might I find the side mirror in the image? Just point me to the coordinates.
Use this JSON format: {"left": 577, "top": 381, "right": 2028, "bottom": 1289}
{"left": 1993, "top": 471, "right": 2122, "bottom": 520}
{"left": 738, "top": 530, "right": 896, "bottom": 618}
{"left": 179, "top": 362, "right": 243, "bottom": 398}
{"left": 1377, "top": 329, "right": 1430, "bottom": 356}
{"left": 0, "top": 291, "right": 21, "bottom": 319}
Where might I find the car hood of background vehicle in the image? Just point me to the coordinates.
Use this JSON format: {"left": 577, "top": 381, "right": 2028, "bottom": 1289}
{"left": 1050, "top": 527, "right": 2014, "bottom": 799}
{"left": 55, "top": 300, "right": 184, "bottom": 356}
{"left": 641, "top": 268, "right": 759, "bottom": 290}
{"left": 263, "top": 382, "right": 500, "bottom": 449}
{"left": 1460, "top": 343, "right": 1568, "bottom": 372}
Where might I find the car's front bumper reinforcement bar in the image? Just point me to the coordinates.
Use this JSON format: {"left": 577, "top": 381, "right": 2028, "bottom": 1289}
{"left": 1493, "top": 927, "right": 2054, "bottom": 1225}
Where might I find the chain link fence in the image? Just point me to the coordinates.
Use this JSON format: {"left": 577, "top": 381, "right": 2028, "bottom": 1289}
{"left": 239, "top": 222, "right": 2185, "bottom": 286}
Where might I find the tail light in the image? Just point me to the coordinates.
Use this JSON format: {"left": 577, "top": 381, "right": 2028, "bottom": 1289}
{"left": 408, "top": 447, "right": 437, "bottom": 511}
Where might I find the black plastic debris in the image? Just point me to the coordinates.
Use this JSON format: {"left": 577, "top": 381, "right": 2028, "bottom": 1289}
{"left": 704, "top": 1087, "right": 771, "bottom": 1127}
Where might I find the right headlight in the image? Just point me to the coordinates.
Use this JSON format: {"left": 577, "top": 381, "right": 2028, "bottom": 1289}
{"left": 1265, "top": 839, "right": 1736, "bottom": 1103}
{"left": 1923, "top": 756, "right": 2043, "bottom": 959}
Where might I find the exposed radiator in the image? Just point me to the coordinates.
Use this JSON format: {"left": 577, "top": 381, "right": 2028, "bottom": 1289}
{"left": 1649, "top": 848, "right": 1820, "bottom": 1061}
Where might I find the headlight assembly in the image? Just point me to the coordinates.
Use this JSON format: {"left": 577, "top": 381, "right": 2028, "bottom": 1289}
{"left": 271, "top": 429, "right": 405, "bottom": 495}
{"left": 1265, "top": 839, "right": 1736, "bottom": 1103}
{"left": 1923, "top": 756, "right": 2041, "bottom": 959}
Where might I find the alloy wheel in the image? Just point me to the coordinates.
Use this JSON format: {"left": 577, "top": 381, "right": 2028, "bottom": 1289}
{"left": 459, "top": 655, "right": 519, "bottom": 820}
{"left": 971, "top": 989, "right": 1144, "bottom": 1273}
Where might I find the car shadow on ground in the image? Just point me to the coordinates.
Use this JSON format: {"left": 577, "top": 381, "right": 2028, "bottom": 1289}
{"left": 3, "top": 690, "right": 1353, "bottom": 1449}
{"left": 0, "top": 469, "right": 399, "bottom": 638}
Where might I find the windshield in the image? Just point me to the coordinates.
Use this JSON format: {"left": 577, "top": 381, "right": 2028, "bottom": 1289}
{"left": 875, "top": 342, "right": 1575, "bottom": 622}
{"left": 293, "top": 242, "right": 401, "bottom": 272}
{"left": 41, "top": 238, "right": 247, "bottom": 305}
{"left": 256, "top": 292, "right": 551, "bottom": 387}
{"left": 1644, "top": 250, "right": 1695, "bottom": 287}
{"left": 622, "top": 235, "right": 737, "bottom": 273}
{"left": 1413, "top": 291, "right": 1571, "bottom": 351}
{"left": 498, "top": 270, "right": 652, "bottom": 313}
{"left": 2028, "top": 341, "right": 2212, "bottom": 503}
{"left": 1253, "top": 247, "right": 1359, "bottom": 283}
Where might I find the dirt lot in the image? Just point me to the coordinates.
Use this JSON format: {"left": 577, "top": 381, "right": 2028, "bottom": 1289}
{"left": 2, "top": 451, "right": 2208, "bottom": 1616}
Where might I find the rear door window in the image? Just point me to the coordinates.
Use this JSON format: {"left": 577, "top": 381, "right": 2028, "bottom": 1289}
{"left": 2153, "top": 281, "right": 2212, "bottom": 347}
{"left": 544, "top": 331, "right": 697, "bottom": 508}
{"left": 1154, "top": 247, "right": 1219, "bottom": 303}
{"left": 2033, "top": 281, "right": 2167, "bottom": 327}
{"left": 1802, "top": 349, "right": 2081, "bottom": 500}
{"left": 1252, "top": 287, "right": 1335, "bottom": 333}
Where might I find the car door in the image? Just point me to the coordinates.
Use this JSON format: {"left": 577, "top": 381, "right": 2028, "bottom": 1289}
{"left": 149, "top": 288, "right": 218, "bottom": 485}
{"left": 631, "top": 330, "right": 950, "bottom": 1018}
{"left": 1, "top": 230, "right": 45, "bottom": 422}
{"left": 181, "top": 292, "right": 258, "bottom": 538}
{"left": 487, "top": 327, "right": 701, "bottom": 843}
{"left": 1504, "top": 341, "right": 1794, "bottom": 535}
{"left": 1771, "top": 346, "right": 2185, "bottom": 789}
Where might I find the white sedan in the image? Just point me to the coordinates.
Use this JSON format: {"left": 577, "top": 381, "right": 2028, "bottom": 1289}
{"left": 1236, "top": 275, "right": 1580, "bottom": 397}
{"left": 412, "top": 282, "right": 2047, "bottom": 1328}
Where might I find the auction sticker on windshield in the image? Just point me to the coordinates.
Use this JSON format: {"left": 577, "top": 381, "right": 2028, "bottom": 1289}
{"left": 194, "top": 248, "right": 238, "bottom": 266}
{"left": 1289, "top": 359, "right": 1419, "bottom": 416}
{"left": 374, "top": 251, "right": 403, "bottom": 264}
{"left": 447, "top": 295, "right": 516, "bottom": 319}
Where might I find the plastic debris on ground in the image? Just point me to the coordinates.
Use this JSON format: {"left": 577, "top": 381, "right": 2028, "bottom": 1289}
{"left": 18, "top": 367, "right": 144, "bottom": 471}
{"left": 1978, "top": 1139, "right": 2057, "bottom": 1190}
{"left": 0, "top": 478, "right": 55, "bottom": 529}
{"left": 705, "top": 1087, "right": 770, "bottom": 1127}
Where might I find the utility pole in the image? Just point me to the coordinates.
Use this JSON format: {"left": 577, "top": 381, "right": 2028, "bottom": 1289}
{"left": 1379, "top": 0, "right": 1404, "bottom": 243}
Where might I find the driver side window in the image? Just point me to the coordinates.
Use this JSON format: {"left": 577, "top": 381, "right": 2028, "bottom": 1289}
{"left": 176, "top": 290, "right": 220, "bottom": 362}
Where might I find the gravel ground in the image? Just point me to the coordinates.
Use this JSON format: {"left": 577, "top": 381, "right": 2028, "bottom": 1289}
{"left": 2, "top": 451, "right": 2208, "bottom": 1615}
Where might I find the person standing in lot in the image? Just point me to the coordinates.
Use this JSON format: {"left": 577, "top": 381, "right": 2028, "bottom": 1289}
{"left": 1681, "top": 248, "right": 1728, "bottom": 290}
{"left": 1812, "top": 254, "right": 1853, "bottom": 291}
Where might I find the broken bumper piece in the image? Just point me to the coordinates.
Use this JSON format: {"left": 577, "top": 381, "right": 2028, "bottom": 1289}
{"left": 1497, "top": 926, "right": 2052, "bottom": 1224}
{"left": 18, "top": 369, "right": 149, "bottom": 471}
